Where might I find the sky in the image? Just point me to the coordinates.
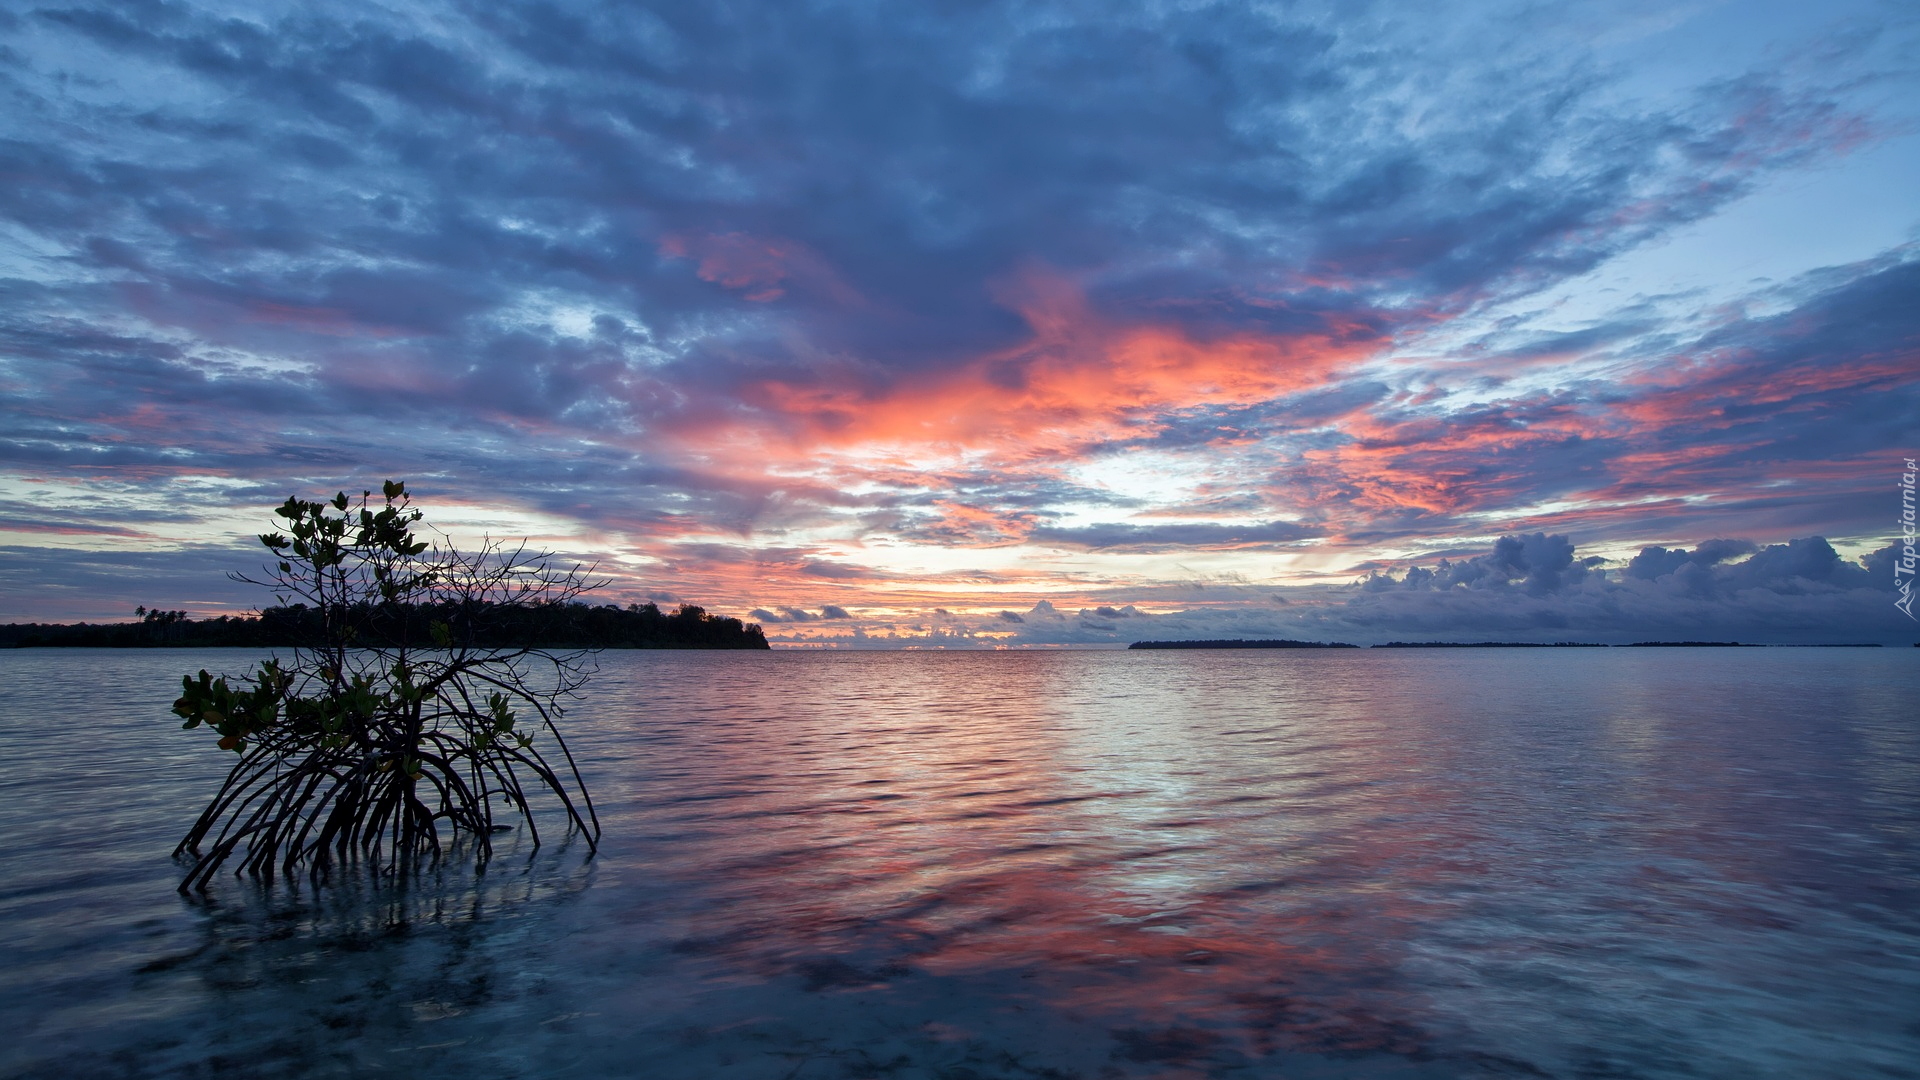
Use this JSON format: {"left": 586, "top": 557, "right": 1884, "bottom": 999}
{"left": 2, "top": 0, "right": 1917, "bottom": 645}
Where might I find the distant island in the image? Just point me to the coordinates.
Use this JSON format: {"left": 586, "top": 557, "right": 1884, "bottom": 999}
{"left": 1375, "top": 641, "right": 1607, "bottom": 648}
{"left": 1130, "top": 639, "right": 1360, "bottom": 649}
{"left": 1619, "top": 641, "right": 1875, "bottom": 647}
{"left": 1133, "top": 639, "right": 1883, "bottom": 649}
{"left": 0, "top": 601, "right": 769, "bottom": 650}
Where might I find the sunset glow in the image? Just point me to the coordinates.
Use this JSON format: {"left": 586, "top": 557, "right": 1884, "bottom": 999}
{"left": 2, "top": 1, "right": 1915, "bottom": 644}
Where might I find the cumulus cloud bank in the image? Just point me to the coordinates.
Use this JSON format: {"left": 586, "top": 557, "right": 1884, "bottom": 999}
{"left": 753, "top": 534, "right": 1908, "bottom": 647}
{"left": 1330, "top": 534, "right": 1899, "bottom": 642}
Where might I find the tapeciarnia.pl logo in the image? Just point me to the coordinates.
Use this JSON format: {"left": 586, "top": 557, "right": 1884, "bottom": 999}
{"left": 1898, "top": 457, "right": 1917, "bottom": 621}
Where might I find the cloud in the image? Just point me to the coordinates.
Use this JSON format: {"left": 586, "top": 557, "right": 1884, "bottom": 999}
{"left": 0, "top": 543, "right": 264, "bottom": 621}
{"left": 1371, "top": 533, "right": 1886, "bottom": 596}
{"left": 1318, "top": 534, "right": 1898, "bottom": 644}
{"left": 760, "top": 532, "right": 1905, "bottom": 647}
{"left": 1625, "top": 539, "right": 1758, "bottom": 581}
{"left": 1032, "top": 520, "right": 1320, "bottom": 552}
{"left": 748, "top": 604, "right": 852, "bottom": 623}
{"left": 0, "top": 1, "right": 1911, "bottom": 627}
{"left": 748, "top": 606, "right": 821, "bottom": 623}
{"left": 1361, "top": 533, "right": 1607, "bottom": 596}
{"left": 1274, "top": 252, "right": 1920, "bottom": 546}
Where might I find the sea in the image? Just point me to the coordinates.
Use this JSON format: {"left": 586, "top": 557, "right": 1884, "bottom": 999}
{"left": 2, "top": 648, "right": 1916, "bottom": 1079}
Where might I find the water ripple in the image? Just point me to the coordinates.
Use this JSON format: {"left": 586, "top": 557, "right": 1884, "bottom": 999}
{"left": 2, "top": 648, "right": 1917, "bottom": 1077}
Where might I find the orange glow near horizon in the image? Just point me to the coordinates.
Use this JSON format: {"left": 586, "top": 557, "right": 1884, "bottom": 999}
{"left": 698, "top": 274, "right": 1379, "bottom": 466}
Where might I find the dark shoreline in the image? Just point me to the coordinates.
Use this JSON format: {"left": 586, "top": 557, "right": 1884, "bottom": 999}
{"left": 1129, "top": 639, "right": 1361, "bottom": 649}
{"left": 1132, "top": 639, "right": 1885, "bottom": 649}
{"left": 0, "top": 601, "right": 770, "bottom": 650}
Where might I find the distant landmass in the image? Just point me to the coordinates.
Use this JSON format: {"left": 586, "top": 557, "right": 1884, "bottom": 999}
{"left": 1375, "top": 641, "right": 1607, "bottom": 648}
{"left": 0, "top": 601, "right": 769, "bottom": 650}
{"left": 1620, "top": 634, "right": 1758, "bottom": 641}
{"left": 1620, "top": 634, "right": 1873, "bottom": 641}
{"left": 1132, "top": 639, "right": 1884, "bottom": 650}
{"left": 1129, "top": 639, "right": 1359, "bottom": 649}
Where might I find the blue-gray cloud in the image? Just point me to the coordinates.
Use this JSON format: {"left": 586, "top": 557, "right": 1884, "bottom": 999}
{"left": 1, "top": 0, "right": 1915, "bottom": 629}
{"left": 1032, "top": 520, "right": 1320, "bottom": 551}
{"left": 4, "top": 1, "right": 1883, "bottom": 433}
{"left": 793, "top": 534, "right": 1908, "bottom": 647}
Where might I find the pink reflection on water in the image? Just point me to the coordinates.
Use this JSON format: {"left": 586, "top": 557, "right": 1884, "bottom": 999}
{"left": 590, "top": 651, "right": 1502, "bottom": 1069}
{"left": 5, "top": 649, "right": 1916, "bottom": 1077}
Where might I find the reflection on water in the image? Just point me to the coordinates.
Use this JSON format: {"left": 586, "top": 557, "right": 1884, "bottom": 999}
{"left": 3, "top": 649, "right": 1918, "bottom": 1078}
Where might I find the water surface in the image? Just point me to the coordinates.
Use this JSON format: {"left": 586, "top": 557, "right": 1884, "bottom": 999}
{"left": 3, "top": 649, "right": 1917, "bottom": 1078}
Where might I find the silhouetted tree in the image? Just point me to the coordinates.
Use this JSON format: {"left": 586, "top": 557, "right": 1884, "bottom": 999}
{"left": 170, "top": 482, "right": 602, "bottom": 891}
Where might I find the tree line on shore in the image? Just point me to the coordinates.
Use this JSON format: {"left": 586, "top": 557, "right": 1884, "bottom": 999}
{"left": 0, "top": 599, "right": 769, "bottom": 650}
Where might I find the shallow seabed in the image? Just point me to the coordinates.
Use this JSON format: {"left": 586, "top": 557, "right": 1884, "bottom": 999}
{"left": 3, "top": 648, "right": 1917, "bottom": 1078}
